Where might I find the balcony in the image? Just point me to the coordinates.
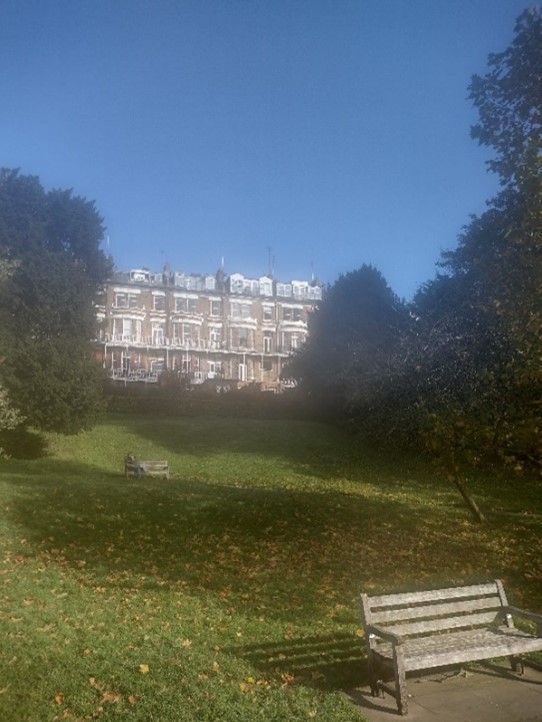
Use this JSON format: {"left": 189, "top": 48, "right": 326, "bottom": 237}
{"left": 109, "top": 368, "right": 159, "bottom": 383}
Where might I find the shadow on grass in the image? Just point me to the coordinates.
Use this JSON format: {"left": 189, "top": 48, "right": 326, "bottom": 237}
{"left": 224, "top": 632, "right": 365, "bottom": 691}
{"left": 2, "top": 461, "right": 444, "bottom": 624}
{"left": 108, "top": 413, "right": 420, "bottom": 487}
{"left": 111, "top": 415, "right": 542, "bottom": 527}
{"left": 0, "top": 426, "right": 49, "bottom": 459}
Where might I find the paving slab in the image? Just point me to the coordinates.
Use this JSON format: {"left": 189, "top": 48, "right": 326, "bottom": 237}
{"left": 345, "top": 663, "right": 542, "bottom": 722}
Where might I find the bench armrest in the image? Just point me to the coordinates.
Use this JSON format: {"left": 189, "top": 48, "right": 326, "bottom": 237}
{"left": 501, "top": 606, "right": 542, "bottom": 631}
{"left": 365, "top": 624, "right": 404, "bottom": 645}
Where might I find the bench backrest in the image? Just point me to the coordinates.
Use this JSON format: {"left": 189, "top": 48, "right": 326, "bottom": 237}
{"left": 361, "top": 580, "right": 512, "bottom": 638}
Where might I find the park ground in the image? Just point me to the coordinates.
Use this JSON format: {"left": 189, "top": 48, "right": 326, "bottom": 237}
{"left": 1, "top": 414, "right": 541, "bottom": 721}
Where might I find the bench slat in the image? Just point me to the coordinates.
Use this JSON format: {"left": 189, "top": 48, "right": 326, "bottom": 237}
{"left": 373, "top": 627, "right": 542, "bottom": 671}
{"left": 382, "top": 611, "right": 500, "bottom": 637}
{"left": 371, "top": 596, "right": 502, "bottom": 624}
{"left": 369, "top": 582, "right": 499, "bottom": 608}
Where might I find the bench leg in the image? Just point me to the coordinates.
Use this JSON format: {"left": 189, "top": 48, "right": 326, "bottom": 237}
{"left": 510, "top": 655, "right": 524, "bottom": 675}
{"left": 392, "top": 648, "right": 408, "bottom": 715}
{"left": 367, "top": 651, "right": 379, "bottom": 697}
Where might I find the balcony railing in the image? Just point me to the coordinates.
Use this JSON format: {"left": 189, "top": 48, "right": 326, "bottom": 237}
{"left": 99, "top": 334, "right": 299, "bottom": 354}
{"left": 102, "top": 334, "right": 229, "bottom": 349}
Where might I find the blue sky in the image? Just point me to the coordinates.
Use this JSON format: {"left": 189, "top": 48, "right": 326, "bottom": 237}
{"left": 1, "top": 0, "right": 530, "bottom": 299}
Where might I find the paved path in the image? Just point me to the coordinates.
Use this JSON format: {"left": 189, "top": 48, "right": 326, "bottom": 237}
{"left": 346, "top": 663, "right": 542, "bottom": 721}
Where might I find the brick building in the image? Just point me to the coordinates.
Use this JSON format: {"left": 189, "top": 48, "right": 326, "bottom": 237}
{"left": 95, "top": 267, "right": 322, "bottom": 391}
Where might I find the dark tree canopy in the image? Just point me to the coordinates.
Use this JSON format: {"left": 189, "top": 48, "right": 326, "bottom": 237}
{"left": 410, "top": 10, "right": 542, "bottom": 468}
{"left": 469, "top": 7, "right": 542, "bottom": 189}
{"left": 287, "top": 264, "right": 409, "bottom": 410}
{"left": 0, "top": 169, "right": 111, "bottom": 433}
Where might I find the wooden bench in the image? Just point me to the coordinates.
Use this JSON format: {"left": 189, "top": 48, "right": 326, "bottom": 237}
{"left": 360, "top": 580, "right": 542, "bottom": 715}
{"left": 124, "top": 457, "right": 169, "bottom": 479}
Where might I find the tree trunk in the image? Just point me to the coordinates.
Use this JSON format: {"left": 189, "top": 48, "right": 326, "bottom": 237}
{"left": 451, "top": 475, "right": 486, "bottom": 523}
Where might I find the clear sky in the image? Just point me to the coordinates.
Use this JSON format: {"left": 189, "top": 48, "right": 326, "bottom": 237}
{"left": 1, "top": 0, "right": 531, "bottom": 299}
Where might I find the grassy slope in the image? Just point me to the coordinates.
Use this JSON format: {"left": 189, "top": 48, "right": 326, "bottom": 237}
{"left": 0, "top": 414, "right": 541, "bottom": 721}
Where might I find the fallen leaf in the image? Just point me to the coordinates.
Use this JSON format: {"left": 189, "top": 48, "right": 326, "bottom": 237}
{"left": 127, "top": 695, "right": 138, "bottom": 705}
{"left": 138, "top": 664, "right": 150, "bottom": 674}
{"left": 88, "top": 677, "right": 102, "bottom": 691}
{"left": 54, "top": 693, "right": 65, "bottom": 705}
{"left": 101, "top": 691, "right": 122, "bottom": 703}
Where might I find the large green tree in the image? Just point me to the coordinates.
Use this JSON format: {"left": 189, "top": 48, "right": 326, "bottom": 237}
{"left": 289, "top": 9, "right": 542, "bottom": 477}
{"left": 469, "top": 7, "right": 542, "bottom": 190}
{"left": 436, "top": 8, "right": 542, "bottom": 466}
{"left": 0, "top": 169, "right": 111, "bottom": 433}
{"left": 287, "top": 264, "right": 409, "bottom": 417}
{"left": 395, "top": 8, "right": 542, "bottom": 472}
{"left": 0, "top": 257, "right": 23, "bottom": 454}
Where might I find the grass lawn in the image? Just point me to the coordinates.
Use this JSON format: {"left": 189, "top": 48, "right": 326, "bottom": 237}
{"left": 1, "top": 414, "right": 541, "bottom": 721}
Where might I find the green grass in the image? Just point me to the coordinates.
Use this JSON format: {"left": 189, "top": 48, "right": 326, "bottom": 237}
{"left": 1, "top": 414, "right": 541, "bottom": 721}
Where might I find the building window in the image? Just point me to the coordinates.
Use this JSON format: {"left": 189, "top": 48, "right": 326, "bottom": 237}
{"left": 260, "top": 279, "right": 272, "bottom": 296}
{"left": 152, "top": 322, "right": 164, "bottom": 345}
{"left": 263, "top": 305, "right": 274, "bottom": 321}
{"left": 209, "top": 327, "right": 221, "bottom": 348}
{"left": 113, "top": 318, "right": 128, "bottom": 340}
{"left": 263, "top": 334, "right": 273, "bottom": 353}
{"left": 245, "top": 280, "right": 259, "bottom": 295}
{"left": 263, "top": 357, "right": 273, "bottom": 371}
{"left": 238, "top": 327, "right": 249, "bottom": 348}
{"left": 113, "top": 318, "right": 141, "bottom": 341}
{"left": 182, "top": 323, "right": 192, "bottom": 346}
{"left": 238, "top": 363, "right": 247, "bottom": 382}
{"left": 210, "top": 299, "right": 221, "bottom": 316}
{"left": 282, "top": 307, "right": 303, "bottom": 322}
{"left": 231, "top": 302, "right": 251, "bottom": 319}
{"left": 208, "top": 361, "right": 222, "bottom": 378}
{"left": 115, "top": 292, "right": 139, "bottom": 308}
{"left": 277, "top": 283, "right": 292, "bottom": 297}
{"left": 176, "top": 297, "right": 197, "bottom": 313}
{"left": 293, "top": 284, "right": 308, "bottom": 299}
{"left": 291, "top": 333, "right": 300, "bottom": 349}
{"left": 153, "top": 295, "right": 166, "bottom": 311}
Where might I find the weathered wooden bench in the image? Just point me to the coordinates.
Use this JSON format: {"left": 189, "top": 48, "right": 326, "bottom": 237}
{"left": 360, "top": 580, "right": 542, "bottom": 715}
{"left": 124, "top": 457, "right": 169, "bottom": 479}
